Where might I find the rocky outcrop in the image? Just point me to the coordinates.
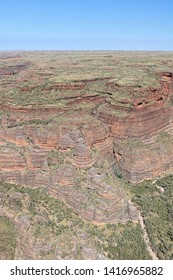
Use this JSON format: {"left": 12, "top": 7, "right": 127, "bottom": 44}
{"left": 81, "top": 123, "right": 109, "bottom": 146}
{"left": 58, "top": 134, "right": 75, "bottom": 150}
{"left": 114, "top": 136, "right": 173, "bottom": 183}
{"left": 0, "top": 63, "right": 28, "bottom": 76}
{"left": 96, "top": 72, "right": 173, "bottom": 182}
{"left": 73, "top": 140, "right": 95, "bottom": 168}
{"left": 0, "top": 146, "right": 26, "bottom": 170}
{"left": 1, "top": 51, "right": 173, "bottom": 224}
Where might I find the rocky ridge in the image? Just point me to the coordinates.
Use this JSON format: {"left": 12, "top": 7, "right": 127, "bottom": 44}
{"left": 0, "top": 52, "right": 173, "bottom": 225}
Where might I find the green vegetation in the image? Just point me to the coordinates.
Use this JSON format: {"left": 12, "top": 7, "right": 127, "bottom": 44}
{"left": 131, "top": 177, "right": 173, "bottom": 259}
{"left": 1, "top": 51, "right": 173, "bottom": 260}
{"left": 0, "top": 183, "right": 150, "bottom": 259}
{"left": 157, "top": 131, "right": 173, "bottom": 144}
{"left": 0, "top": 217, "right": 16, "bottom": 259}
{"left": 105, "top": 223, "right": 150, "bottom": 260}
{"left": 0, "top": 174, "right": 172, "bottom": 260}
{"left": 1, "top": 51, "right": 173, "bottom": 108}
{"left": 99, "top": 104, "right": 129, "bottom": 118}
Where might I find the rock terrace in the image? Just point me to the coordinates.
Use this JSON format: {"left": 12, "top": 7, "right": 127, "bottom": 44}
{"left": 0, "top": 51, "right": 173, "bottom": 224}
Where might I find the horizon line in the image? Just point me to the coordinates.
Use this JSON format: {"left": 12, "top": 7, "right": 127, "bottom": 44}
{"left": 0, "top": 49, "right": 173, "bottom": 52}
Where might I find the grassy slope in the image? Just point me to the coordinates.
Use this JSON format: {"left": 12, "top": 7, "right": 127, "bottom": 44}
{"left": 0, "top": 183, "right": 150, "bottom": 260}
{"left": 0, "top": 217, "right": 16, "bottom": 259}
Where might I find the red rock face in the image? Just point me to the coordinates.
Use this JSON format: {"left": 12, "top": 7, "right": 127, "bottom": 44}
{"left": 26, "top": 148, "right": 49, "bottom": 170}
{"left": 58, "top": 134, "right": 75, "bottom": 150}
{"left": 97, "top": 73, "right": 173, "bottom": 182}
{"left": 0, "top": 67, "right": 173, "bottom": 222}
{"left": 0, "top": 64, "right": 28, "bottom": 76}
{"left": 81, "top": 123, "right": 109, "bottom": 146}
{"left": 73, "top": 141, "right": 95, "bottom": 168}
{"left": 0, "top": 146, "right": 26, "bottom": 170}
{"left": 99, "top": 75, "right": 173, "bottom": 140}
{"left": 45, "top": 83, "right": 85, "bottom": 91}
{"left": 0, "top": 129, "right": 28, "bottom": 146}
{"left": 108, "top": 105, "right": 173, "bottom": 141}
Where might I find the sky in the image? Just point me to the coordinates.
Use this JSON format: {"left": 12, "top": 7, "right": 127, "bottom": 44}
{"left": 0, "top": 0, "right": 173, "bottom": 51}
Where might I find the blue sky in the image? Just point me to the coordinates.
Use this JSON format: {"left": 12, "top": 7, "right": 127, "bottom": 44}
{"left": 0, "top": 0, "right": 173, "bottom": 50}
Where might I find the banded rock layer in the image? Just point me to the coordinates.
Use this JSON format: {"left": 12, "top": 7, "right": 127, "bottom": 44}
{"left": 0, "top": 70, "right": 173, "bottom": 222}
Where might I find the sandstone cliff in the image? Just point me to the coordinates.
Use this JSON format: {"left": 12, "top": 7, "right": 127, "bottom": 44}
{"left": 0, "top": 52, "right": 173, "bottom": 224}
